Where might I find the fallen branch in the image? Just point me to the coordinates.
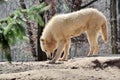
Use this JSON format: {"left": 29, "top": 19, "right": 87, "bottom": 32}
{"left": 92, "top": 59, "right": 120, "bottom": 69}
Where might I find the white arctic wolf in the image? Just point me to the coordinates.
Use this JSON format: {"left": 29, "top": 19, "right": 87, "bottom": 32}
{"left": 40, "top": 8, "right": 108, "bottom": 63}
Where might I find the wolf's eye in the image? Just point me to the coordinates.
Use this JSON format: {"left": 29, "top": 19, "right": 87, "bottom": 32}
{"left": 45, "top": 49, "right": 47, "bottom": 52}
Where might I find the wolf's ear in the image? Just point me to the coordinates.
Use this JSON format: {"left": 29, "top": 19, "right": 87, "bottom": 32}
{"left": 40, "top": 38, "right": 44, "bottom": 42}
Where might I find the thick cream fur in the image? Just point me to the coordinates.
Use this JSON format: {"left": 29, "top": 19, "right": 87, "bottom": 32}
{"left": 40, "top": 8, "right": 108, "bottom": 63}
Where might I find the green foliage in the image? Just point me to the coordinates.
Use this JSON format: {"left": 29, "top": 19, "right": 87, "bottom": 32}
{"left": 0, "top": 2, "right": 49, "bottom": 63}
{"left": 0, "top": 0, "right": 7, "bottom": 4}
{"left": 26, "top": 2, "right": 50, "bottom": 26}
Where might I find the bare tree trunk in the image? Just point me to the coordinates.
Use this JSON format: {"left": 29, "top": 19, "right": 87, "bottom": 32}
{"left": 80, "top": 0, "right": 98, "bottom": 9}
{"left": 19, "top": 0, "right": 37, "bottom": 60}
{"left": 118, "top": 0, "right": 120, "bottom": 53}
{"left": 110, "top": 0, "right": 118, "bottom": 54}
{"left": 37, "top": 24, "right": 47, "bottom": 61}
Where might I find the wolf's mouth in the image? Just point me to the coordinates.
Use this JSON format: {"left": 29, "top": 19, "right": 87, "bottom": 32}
{"left": 47, "top": 53, "right": 53, "bottom": 60}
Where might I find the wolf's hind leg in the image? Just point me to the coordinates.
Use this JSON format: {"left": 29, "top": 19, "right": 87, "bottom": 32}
{"left": 86, "top": 30, "right": 99, "bottom": 56}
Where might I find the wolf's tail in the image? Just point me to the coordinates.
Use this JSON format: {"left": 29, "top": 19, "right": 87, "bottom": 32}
{"left": 101, "top": 20, "right": 108, "bottom": 43}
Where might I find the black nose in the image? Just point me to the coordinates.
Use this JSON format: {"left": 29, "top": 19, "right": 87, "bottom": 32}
{"left": 51, "top": 53, "right": 52, "bottom": 57}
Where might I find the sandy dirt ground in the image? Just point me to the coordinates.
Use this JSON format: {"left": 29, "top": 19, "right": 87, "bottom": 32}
{"left": 0, "top": 57, "right": 120, "bottom": 80}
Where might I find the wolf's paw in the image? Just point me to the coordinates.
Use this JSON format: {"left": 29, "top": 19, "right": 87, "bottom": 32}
{"left": 47, "top": 60, "right": 63, "bottom": 64}
{"left": 92, "top": 55, "right": 98, "bottom": 57}
{"left": 87, "top": 53, "right": 94, "bottom": 57}
{"left": 87, "top": 54, "right": 98, "bottom": 57}
{"left": 87, "top": 55, "right": 92, "bottom": 57}
{"left": 58, "top": 58, "right": 68, "bottom": 61}
{"left": 47, "top": 60, "right": 56, "bottom": 64}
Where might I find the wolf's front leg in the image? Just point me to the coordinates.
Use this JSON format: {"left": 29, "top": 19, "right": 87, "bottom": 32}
{"left": 49, "top": 40, "right": 66, "bottom": 64}
{"left": 59, "top": 39, "right": 71, "bottom": 61}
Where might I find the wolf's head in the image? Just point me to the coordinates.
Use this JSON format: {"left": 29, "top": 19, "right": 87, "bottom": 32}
{"left": 40, "top": 38, "right": 57, "bottom": 59}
